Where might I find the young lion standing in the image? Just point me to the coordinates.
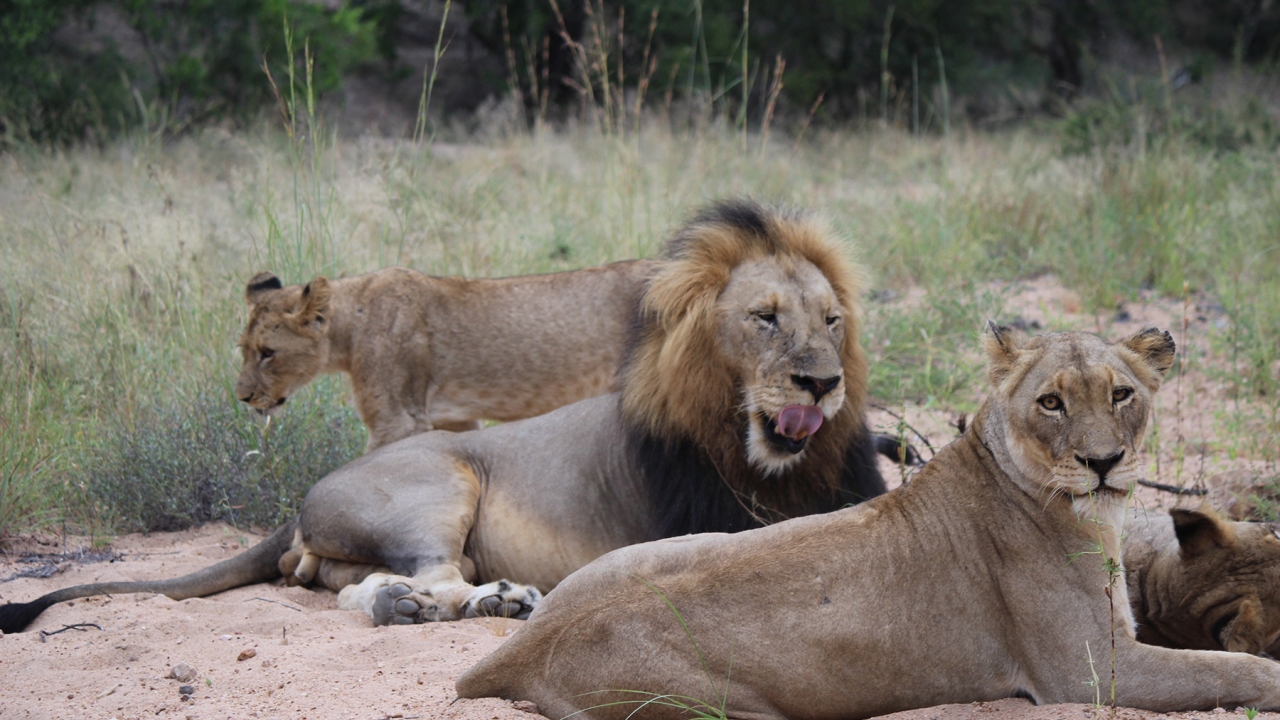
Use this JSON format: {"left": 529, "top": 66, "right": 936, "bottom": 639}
{"left": 457, "top": 324, "right": 1280, "bottom": 718}
{"left": 234, "top": 260, "right": 656, "bottom": 451}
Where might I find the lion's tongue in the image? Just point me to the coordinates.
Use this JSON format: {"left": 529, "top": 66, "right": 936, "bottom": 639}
{"left": 776, "top": 405, "right": 824, "bottom": 440}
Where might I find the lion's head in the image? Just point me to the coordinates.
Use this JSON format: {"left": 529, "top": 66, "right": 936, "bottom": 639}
{"left": 235, "top": 272, "right": 333, "bottom": 413}
{"left": 622, "top": 200, "right": 881, "bottom": 536}
{"left": 982, "top": 323, "right": 1175, "bottom": 513}
{"left": 1133, "top": 508, "right": 1280, "bottom": 656}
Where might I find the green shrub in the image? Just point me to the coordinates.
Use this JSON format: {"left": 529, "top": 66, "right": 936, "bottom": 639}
{"left": 82, "top": 377, "right": 365, "bottom": 532}
{"left": 0, "top": 0, "right": 381, "bottom": 143}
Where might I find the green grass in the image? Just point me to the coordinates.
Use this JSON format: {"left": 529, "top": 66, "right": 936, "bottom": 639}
{"left": 2, "top": 115, "right": 1279, "bottom": 534}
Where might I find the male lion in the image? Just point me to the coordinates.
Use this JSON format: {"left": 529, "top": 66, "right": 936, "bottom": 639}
{"left": 456, "top": 324, "right": 1280, "bottom": 718}
{"left": 235, "top": 259, "right": 657, "bottom": 450}
{"left": 0, "top": 200, "right": 887, "bottom": 633}
{"left": 1125, "top": 507, "right": 1280, "bottom": 656}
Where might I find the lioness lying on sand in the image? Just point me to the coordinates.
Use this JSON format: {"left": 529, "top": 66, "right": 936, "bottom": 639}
{"left": 1125, "top": 507, "right": 1280, "bottom": 656}
{"left": 457, "top": 324, "right": 1280, "bottom": 718}
{"left": 235, "top": 260, "right": 656, "bottom": 450}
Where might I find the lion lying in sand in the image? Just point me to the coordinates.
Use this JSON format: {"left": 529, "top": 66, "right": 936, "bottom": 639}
{"left": 235, "top": 259, "right": 656, "bottom": 450}
{"left": 457, "top": 324, "right": 1280, "bottom": 718}
{"left": 0, "top": 200, "right": 888, "bottom": 633}
{"left": 1125, "top": 507, "right": 1280, "bottom": 656}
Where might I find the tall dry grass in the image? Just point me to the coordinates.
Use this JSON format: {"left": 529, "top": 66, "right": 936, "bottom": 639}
{"left": 1, "top": 115, "right": 1278, "bottom": 534}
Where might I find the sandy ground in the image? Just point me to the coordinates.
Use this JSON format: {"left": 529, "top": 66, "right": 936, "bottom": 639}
{"left": 3, "top": 278, "right": 1278, "bottom": 720}
{"left": 3, "top": 527, "right": 1278, "bottom": 720}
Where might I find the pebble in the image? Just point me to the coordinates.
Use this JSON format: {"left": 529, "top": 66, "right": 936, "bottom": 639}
{"left": 237, "top": 647, "right": 257, "bottom": 661}
{"left": 168, "top": 662, "right": 197, "bottom": 682}
{"left": 178, "top": 685, "right": 194, "bottom": 697}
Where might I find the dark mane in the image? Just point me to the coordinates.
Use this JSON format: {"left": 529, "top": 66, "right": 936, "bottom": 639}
{"left": 627, "top": 422, "right": 886, "bottom": 539}
{"left": 621, "top": 199, "right": 887, "bottom": 539}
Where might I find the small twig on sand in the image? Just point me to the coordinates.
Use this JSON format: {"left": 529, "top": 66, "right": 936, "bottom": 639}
{"left": 247, "top": 597, "right": 302, "bottom": 612}
{"left": 39, "top": 622, "right": 104, "bottom": 642}
{"left": 1137, "top": 478, "right": 1208, "bottom": 496}
{"left": 870, "top": 403, "right": 936, "bottom": 460}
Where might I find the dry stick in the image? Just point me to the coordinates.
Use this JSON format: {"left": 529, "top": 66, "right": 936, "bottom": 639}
{"left": 247, "top": 596, "right": 303, "bottom": 612}
{"left": 1137, "top": 478, "right": 1208, "bottom": 496}
{"left": 1155, "top": 35, "right": 1174, "bottom": 120}
{"left": 790, "top": 91, "right": 826, "bottom": 159}
{"left": 741, "top": 0, "right": 750, "bottom": 152}
{"left": 869, "top": 402, "right": 936, "bottom": 462}
{"left": 634, "top": 8, "right": 661, "bottom": 136}
{"left": 521, "top": 37, "right": 540, "bottom": 127}
{"left": 617, "top": 4, "right": 626, "bottom": 131}
{"left": 540, "top": 34, "right": 551, "bottom": 122}
{"left": 500, "top": 6, "right": 526, "bottom": 124}
{"left": 1174, "top": 281, "right": 1190, "bottom": 490}
{"left": 759, "top": 54, "right": 785, "bottom": 158}
{"left": 880, "top": 4, "right": 895, "bottom": 124}
{"left": 912, "top": 53, "right": 919, "bottom": 135}
{"left": 39, "top": 622, "right": 103, "bottom": 642}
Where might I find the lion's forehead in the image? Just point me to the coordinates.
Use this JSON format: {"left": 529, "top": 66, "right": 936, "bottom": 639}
{"left": 1018, "top": 339, "right": 1141, "bottom": 399}
{"left": 721, "top": 257, "right": 839, "bottom": 311}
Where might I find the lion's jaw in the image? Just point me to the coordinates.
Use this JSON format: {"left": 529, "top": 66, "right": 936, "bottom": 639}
{"left": 980, "top": 325, "right": 1175, "bottom": 555}
{"left": 716, "top": 257, "right": 847, "bottom": 475}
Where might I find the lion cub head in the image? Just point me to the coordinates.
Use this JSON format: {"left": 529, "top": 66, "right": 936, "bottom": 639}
{"left": 235, "top": 272, "right": 333, "bottom": 413}
{"left": 982, "top": 323, "right": 1175, "bottom": 513}
{"left": 623, "top": 201, "right": 867, "bottom": 477}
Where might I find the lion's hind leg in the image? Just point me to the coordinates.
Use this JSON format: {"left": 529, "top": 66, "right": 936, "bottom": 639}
{"left": 338, "top": 568, "right": 541, "bottom": 625}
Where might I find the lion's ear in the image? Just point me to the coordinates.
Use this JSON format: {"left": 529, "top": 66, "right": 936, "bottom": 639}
{"left": 1171, "top": 507, "right": 1234, "bottom": 556}
{"left": 245, "top": 272, "right": 283, "bottom": 305}
{"left": 291, "top": 277, "right": 332, "bottom": 333}
{"left": 982, "top": 320, "right": 1023, "bottom": 389}
{"left": 1119, "top": 328, "right": 1176, "bottom": 390}
{"left": 1220, "top": 596, "right": 1269, "bottom": 655}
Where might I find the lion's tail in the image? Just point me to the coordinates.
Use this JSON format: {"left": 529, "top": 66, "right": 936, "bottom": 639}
{"left": 0, "top": 518, "right": 296, "bottom": 634}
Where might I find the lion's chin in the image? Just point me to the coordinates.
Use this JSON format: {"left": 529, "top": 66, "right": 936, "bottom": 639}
{"left": 745, "top": 411, "right": 818, "bottom": 476}
{"left": 248, "top": 397, "right": 287, "bottom": 416}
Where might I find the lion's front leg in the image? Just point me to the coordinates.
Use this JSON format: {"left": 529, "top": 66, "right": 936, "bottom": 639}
{"left": 337, "top": 569, "right": 541, "bottom": 626}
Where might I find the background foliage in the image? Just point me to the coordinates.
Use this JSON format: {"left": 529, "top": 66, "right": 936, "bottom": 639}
{"left": 4, "top": 1, "right": 1280, "bottom": 142}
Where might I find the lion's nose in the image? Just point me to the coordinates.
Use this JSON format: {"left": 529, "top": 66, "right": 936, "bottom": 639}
{"left": 792, "top": 374, "right": 841, "bottom": 402}
{"left": 1075, "top": 451, "right": 1125, "bottom": 481}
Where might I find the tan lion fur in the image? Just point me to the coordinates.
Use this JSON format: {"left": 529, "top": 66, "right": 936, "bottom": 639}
{"left": 456, "top": 325, "right": 1280, "bottom": 718}
{"left": 0, "top": 201, "right": 886, "bottom": 634}
{"left": 235, "top": 260, "right": 657, "bottom": 451}
{"left": 1125, "top": 507, "right": 1280, "bottom": 656}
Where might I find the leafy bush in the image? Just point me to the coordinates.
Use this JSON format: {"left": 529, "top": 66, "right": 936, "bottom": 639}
{"left": 0, "top": 0, "right": 382, "bottom": 143}
{"left": 82, "top": 378, "right": 365, "bottom": 532}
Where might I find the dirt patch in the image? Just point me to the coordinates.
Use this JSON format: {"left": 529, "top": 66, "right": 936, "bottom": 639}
{"left": 3, "top": 526, "right": 1278, "bottom": 720}
{"left": 0, "top": 524, "right": 528, "bottom": 720}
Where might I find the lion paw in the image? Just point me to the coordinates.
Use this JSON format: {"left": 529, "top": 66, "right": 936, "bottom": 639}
{"left": 462, "top": 580, "right": 541, "bottom": 620}
{"left": 371, "top": 582, "right": 441, "bottom": 626}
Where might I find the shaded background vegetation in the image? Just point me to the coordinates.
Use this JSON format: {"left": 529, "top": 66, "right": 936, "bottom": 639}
{"left": 4, "top": 0, "right": 1280, "bottom": 143}
{"left": 1, "top": 0, "right": 1279, "bottom": 537}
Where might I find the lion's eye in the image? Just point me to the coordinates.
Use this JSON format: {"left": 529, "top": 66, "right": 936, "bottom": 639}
{"left": 826, "top": 315, "right": 840, "bottom": 327}
{"left": 1038, "top": 394, "right": 1063, "bottom": 412}
{"left": 1112, "top": 387, "right": 1133, "bottom": 403}
{"left": 260, "top": 348, "right": 275, "bottom": 360}
{"left": 753, "top": 312, "right": 778, "bottom": 326}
